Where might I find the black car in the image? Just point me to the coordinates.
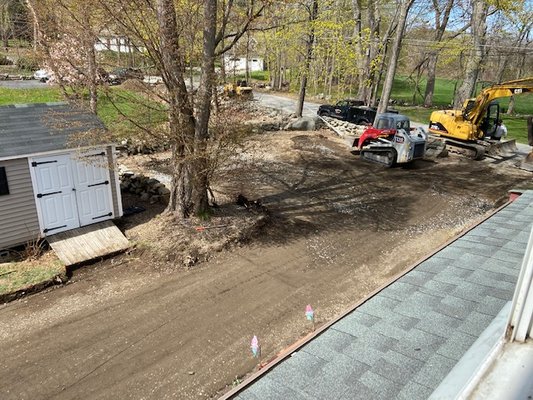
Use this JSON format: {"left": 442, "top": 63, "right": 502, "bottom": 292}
{"left": 317, "top": 99, "right": 364, "bottom": 120}
{"left": 106, "top": 68, "right": 143, "bottom": 85}
{"left": 317, "top": 99, "right": 398, "bottom": 125}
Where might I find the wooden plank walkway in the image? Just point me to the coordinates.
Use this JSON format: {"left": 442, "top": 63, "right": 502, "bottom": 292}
{"left": 47, "top": 221, "right": 130, "bottom": 266}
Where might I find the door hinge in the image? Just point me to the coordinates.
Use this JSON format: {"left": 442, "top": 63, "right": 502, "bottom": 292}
{"left": 43, "top": 225, "right": 67, "bottom": 234}
{"left": 31, "top": 160, "right": 57, "bottom": 167}
{"left": 87, "top": 180, "right": 109, "bottom": 187}
{"left": 92, "top": 212, "right": 113, "bottom": 220}
{"left": 37, "top": 191, "right": 62, "bottom": 198}
{"left": 83, "top": 152, "right": 106, "bottom": 158}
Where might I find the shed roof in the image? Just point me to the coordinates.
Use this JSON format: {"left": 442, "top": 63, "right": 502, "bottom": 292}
{"left": 232, "top": 191, "right": 533, "bottom": 400}
{"left": 0, "top": 103, "right": 106, "bottom": 160}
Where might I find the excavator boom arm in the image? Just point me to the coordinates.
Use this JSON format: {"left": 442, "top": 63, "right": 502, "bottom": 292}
{"left": 465, "top": 77, "right": 533, "bottom": 125}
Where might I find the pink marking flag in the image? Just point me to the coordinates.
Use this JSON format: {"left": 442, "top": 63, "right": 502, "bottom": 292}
{"left": 305, "top": 304, "right": 314, "bottom": 321}
{"left": 251, "top": 335, "right": 260, "bottom": 358}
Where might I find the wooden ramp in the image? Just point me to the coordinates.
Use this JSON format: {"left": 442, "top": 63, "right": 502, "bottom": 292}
{"left": 47, "top": 221, "right": 130, "bottom": 266}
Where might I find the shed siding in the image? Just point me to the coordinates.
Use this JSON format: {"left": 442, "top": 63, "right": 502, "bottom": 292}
{"left": 106, "top": 146, "right": 121, "bottom": 217}
{"left": 0, "top": 158, "right": 40, "bottom": 249}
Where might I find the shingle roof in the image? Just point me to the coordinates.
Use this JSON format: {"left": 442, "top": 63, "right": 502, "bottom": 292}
{"left": 0, "top": 103, "right": 105, "bottom": 159}
{"left": 233, "top": 191, "right": 533, "bottom": 400}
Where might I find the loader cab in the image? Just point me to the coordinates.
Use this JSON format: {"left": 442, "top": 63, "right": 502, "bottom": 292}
{"left": 374, "top": 113, "right": 410, "bottom": 131}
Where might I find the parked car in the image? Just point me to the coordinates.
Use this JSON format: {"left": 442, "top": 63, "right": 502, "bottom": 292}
{"left": 33, "top": 69, "right": 50, "bottom": 82}
{"left": 143, "top": 75, "right": 163, "bottom": 85}
{"left": 317, "top": 99, "right": 364, "bottom": 120}
{"left": 106, "top": 68, "right": 143, "bottom": 85}
{"left": 317, "top": 98, "right": 397, "bottom": 125}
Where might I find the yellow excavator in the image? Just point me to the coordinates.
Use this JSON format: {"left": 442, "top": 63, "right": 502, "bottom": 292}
{"left": 223, "top": 80, "right": 253, "bottom": 99}
{"left": 428, "top": 77, "right": 533, "bottom": 159}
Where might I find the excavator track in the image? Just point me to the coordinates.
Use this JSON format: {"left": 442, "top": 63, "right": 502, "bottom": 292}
{"left": 439, "top": 137, "right": 518, "bottom": 160}
{"left": 429, "top": 135, "right": 486, "bottom": 160}
{"left": 360, "top": 147, "right": 396, "bottom": 167}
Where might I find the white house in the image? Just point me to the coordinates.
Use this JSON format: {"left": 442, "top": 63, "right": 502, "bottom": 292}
{"left": 224, "top": 55, "right": 264, "bottom": 73}
{"left": 95, "top": 35, "right": 144, "bottom": 53}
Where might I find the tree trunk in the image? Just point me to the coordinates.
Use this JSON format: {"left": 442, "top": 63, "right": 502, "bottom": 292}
{"left": 507, "top": 95, "right": 515, "bottom": 115}
{"left": 354, "top": 0, "right": 379, "bottom": 104}
{"left": 296, "top": 0, "right": 318, "bottom": 117}
{"left": 81, "top": 8, "right": 98, "bottom": 114}
{"left": 156, "top": 0, "right": 196, "bottom": 218}
{"left": 377, "top": 0, "right": 414, "bottom": 115}
{"left": 191, "top": 0, "right": 217, "bottom": 216}
{"left": 352, "top": 0, "right": 364, "bottom": 98}
{"left": 220, "top": 37, "right": 226, "bottom": 82}
{"left": 423, "top": 52, "right": 438, "bottom": 107}
{"left": 245, "top": 31, "right": 250, "bottom": 83}
{"left": 453, "top": 0, "right": 488, "bottom": 109}
{"left": 424, "top": 0, "right": 454, "bottom": 107}
{"left": 328, "top": 53, "right": 335, "bottom": 96}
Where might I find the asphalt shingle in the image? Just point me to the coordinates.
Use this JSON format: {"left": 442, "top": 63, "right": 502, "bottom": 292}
{"left": 0, "top": 103, "right": 106, "bottom": 159}
{"left": 371, "top": 354, "right": 424, "bottom": 384}
{"left": 332, "top": 311, "right": 380, "bottom": 338}
{"left": 411, "top": 353, "right": 457, "bottom": 388}
{"left": 458, "top": 310, "right": 502, "bottom": 337}
{"left": 436, "top": 330, "right": 478, "bottom": 361}
{"left": 396, "top": 381, "right": 434, "bottom": 400}
{"left": 474, "top": 295, "right": 509, "bottom": 317}
{"left": 436, "top": 295, "right": 478, "bottom": 320}
{"left": 379, "top": 281, "right": 419, "bottom": 302}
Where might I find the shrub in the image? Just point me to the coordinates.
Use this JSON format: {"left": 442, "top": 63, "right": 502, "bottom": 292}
{"left": 16, "top": 55, "right": 39, "bottom": 71}
{"left": 0, "top": 54, "right": 13, "bottom": 65}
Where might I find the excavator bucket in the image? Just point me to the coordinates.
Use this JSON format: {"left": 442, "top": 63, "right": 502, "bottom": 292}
{"left": 486, "top": 139, "right": 518, "bottom": 156}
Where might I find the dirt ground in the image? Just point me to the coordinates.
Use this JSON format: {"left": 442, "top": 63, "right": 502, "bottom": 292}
{"left": 0, "top": 119, "right": 531, "bottom": 400}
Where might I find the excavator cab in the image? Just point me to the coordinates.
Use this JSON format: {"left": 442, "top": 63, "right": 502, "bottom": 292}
{"left": 479, "top": 102, "right": 500, "bottom": 138}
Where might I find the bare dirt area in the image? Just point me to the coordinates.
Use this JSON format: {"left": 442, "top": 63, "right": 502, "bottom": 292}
{"left": 0, "top": 110, "right": 531, "bottom": 400}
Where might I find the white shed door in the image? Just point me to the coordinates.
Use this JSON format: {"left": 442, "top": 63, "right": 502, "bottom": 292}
{"left": 31, "top": 150, "right": 114, "bottom": 235}
{"left": 31, "top": 154, "right": 79, "bottom": 235}
{"left": 71, "top": 151, "right": 113, "bottom": 226}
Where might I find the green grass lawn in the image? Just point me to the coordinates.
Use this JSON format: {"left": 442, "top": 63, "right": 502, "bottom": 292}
{"left": 98, "top": 88, "right": 168, "bottom": 138}
{"left": 230, "top": 70, "right": 269, "bottom": 82}
{"left": 0, "top": 87, "right": 62, "bottom": 105}
{"left": 0, "top": 86, "right": 167, "bottom": 138}
{"left": 0, "top": 252, "right": 64, "bottom": 296}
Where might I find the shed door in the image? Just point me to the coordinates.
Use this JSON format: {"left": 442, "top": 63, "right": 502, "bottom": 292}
{"left": 71, "top": 151, "right": 113, "bottom": 226}
{"left": 31, "top": 150, "right": 114, "bottom": 236}
{"left": 31, "top": 154, "right": 80, "bottom": 235}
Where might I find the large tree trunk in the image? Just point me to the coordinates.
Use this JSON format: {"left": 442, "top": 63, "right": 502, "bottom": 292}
{"left": 352, "top": 0, "right": 363, "bottom": 98}
{"left": 423, "top": 52, "right": 438, "bottom": 106}
{"left": 453, "top": 0, "right": 488, "bottom": 109}
{"left": 81, "top": 7, "right": 98, "bottom": 114}
{"left": 353, "top": 0, "right": 379, "bottom": 104}
{"left": 377, "top": 0, "right": 414, "bottom": 115}
{"left": 424, "top": 0, "right": 454, "bottom": 107}
{"left": 156, "top": 0, "right": 196, "bottom": 218}
{"left": 191, "top": 0, "right": 217, "bottom": 215}
{"left": 295, "top": 0, "right": 318, "bottom": 117}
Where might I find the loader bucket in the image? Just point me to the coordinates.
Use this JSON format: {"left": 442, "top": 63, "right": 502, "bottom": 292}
{"left": 486, "top": 139, "right": 517, "bottom": 156}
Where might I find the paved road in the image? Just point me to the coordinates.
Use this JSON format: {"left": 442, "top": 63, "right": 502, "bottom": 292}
{"left": 253, "top": 92, "right": 321, "bottom": 117}
{"left": 0, "top": 80, "right": 48, "bottom": 89}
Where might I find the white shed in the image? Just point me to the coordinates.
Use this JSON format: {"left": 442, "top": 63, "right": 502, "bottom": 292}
{"left": 0, "top": 103, "right": 124, "bottom": 254}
